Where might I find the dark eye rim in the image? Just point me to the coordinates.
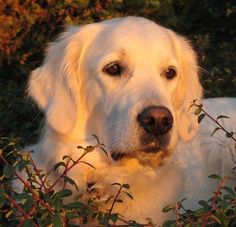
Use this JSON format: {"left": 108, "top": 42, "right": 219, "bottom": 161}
{"left": 165, "top": 66, "right": 177, "bottom": 79}
{"left": 164, "top": 66, "right": 177, "bottom": 79}
{"left": 103, "top": 61, "right": 122, "bottom": 76}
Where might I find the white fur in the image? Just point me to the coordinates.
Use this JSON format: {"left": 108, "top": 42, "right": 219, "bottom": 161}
{"left": 24, "top": 17, "right": 236, "bottom": 225}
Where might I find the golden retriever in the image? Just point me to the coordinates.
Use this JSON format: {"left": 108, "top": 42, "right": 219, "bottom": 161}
{"left": 26, "top": 17, "right": 236, "bottom": 225}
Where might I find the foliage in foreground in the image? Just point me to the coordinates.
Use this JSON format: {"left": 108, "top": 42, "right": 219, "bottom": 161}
{"left": 1, "top": 102, "right": 236, "bottom": 226}
{"left": 1, "top": 140, "right": 236, "bottom": 226}
{"left": 0, "top": 136, "right": 154, "bottom": 226}
{"left": 162, "top": 175, "right": 236, "bottom": 227}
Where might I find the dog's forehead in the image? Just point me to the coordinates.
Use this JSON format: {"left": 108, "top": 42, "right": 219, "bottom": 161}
{"left": 86, "top": 17, "right": 175, "bottom": 61}
{"left": 100, "top": 16, "right": 166, "bottom": 35}
{"left": 97, "top": 17, "right": 172, "bottom": 46}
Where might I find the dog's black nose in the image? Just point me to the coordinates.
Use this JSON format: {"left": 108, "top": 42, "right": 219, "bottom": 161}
{"left": 137, "top": 106, "right": 173, "bottom": 136}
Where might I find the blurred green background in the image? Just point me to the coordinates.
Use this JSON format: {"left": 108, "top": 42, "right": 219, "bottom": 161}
{"left": 0, "top": 0, "right": 235, "bottom": 144}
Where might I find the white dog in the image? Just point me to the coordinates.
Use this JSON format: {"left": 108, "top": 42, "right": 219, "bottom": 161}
{"left": 25, "top": 17, "right": 236, "bottom": 225}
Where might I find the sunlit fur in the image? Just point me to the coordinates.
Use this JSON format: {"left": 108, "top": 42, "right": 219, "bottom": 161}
{"left": 25, "top": 17, "right": 236, "bottom": 224}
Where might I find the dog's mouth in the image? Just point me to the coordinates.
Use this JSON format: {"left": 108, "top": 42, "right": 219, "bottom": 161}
{"left": 111, "top": 145, "right": 168, "bottom": 162}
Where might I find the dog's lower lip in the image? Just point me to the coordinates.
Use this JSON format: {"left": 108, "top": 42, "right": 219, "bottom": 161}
{"left": 142, "top": 146, "right": 163, "bottom": 153}
{"left": 111, "top": 146, "right": 165, "bottom": 161}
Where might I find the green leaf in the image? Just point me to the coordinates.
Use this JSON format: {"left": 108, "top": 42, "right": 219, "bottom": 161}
{"left": 99, "top": 146, "right": 108, "bottom": 156}
{"left": 226, "top": 132, "right": 234, "bottom": 138}
{"left": 162, "top": 220, "right": 176, "bottom": 227}
{"left": 66, "top": 212, "right": 79, "bottom": 219}
{"left": 16, "top": 192, "right": 31, "bottom": 200}
{"left": 105, "top": 196, "right": 114, "bottom": 204}
{"left": 221, "top": 200, "right": 228, "bottom": 211}
{"left": 198, "top": 113, "right": 205, "bottom": 123}
{"left": 0, "top": 188, "right": 5, "bottom": 198}
{"left": 64, "top": 201, "right": 84, "bottom": 209}
{"left": 3, "top": 164, "right": 14, "bottom": 178}
{"left": 97, "top": 212, "right": 108, "bottom": 224}
{"left": 53, "top": 161, "right": 66, "bottom": 171}
{"left": 62, "top": 155, "right": 70, "bottom": 160}
{"left": 77, "top": 145, "right": 84, "bottom": 149}
{"left": 41, "top": 191, "right": 52, "bottom": 204}
{"left": 0, "top": 188, "right": 5, "bottom": 208}
{"left": 188, "top": 104, "right": 194, "bottom": 112}
{"left": 53, "top": 189, "right": 72, "bottom": 199}
{"left": 194, "top": 207, "right": 205, "bottom": 217}
{"left": 217, "top": 115, "right": 230, "bottom": 120}
{"left": 52, "top": 213, "right": 63, "bottom": 227}
{"left": 22, "top": 195, "right": 33, "bottom": 212}
{"left": 208, "top": 215, "right": 222, "bottom": 224}
{"left": 146, "top": 217, "right": 154, "bottom": 224}
{"left": 122, "top": 191, "right": 133, "bottom": 200}
{"left": 17, "top": 160, "right": 30, "bottom": 171}
{"left": 208, "top": 174, "right": 221, "bottom": 180}
{"left": 79, "top": 161, "right": 96, "bottom": 169}
{"left": 223, "top": 186, "right": 235, "bottom": 196}
{"left": 54, "top": 197, "right": 63, "bottom": 210}
{"left": 162, "top": 205, "right": 175, "bottom": 213}
{"left": 115, "top": 199, "right": 123, "bottom": 203}
{"left": 110, "top": 213, "right": 119, "bottom": 223}
{"left": 214, "top": 211, "right": 228, "bottom": 226}
{"left": 85, "top": 145, "right": 95, "bottom": 153}
{"left": 184, "top": 224, "right": 191, "bottom": 227}
{"left": 111, "top": 182, "right": 121, "bottom": 187}
{"left": 0, "top": 198, "right": 5, "bottom": 209}
{"left": 63, "top": 176, "right": 79, "bottom": 191}
{"left": 198, "top": 200, "right": 212, "bottom": 211}
{"left": 223, "top": 194, "right": 232, "bottom": 200}
{"left": 22, "top": 219, "right": 34, "bottom": 227}
{"left": 211, "top": 127, "right": 221, "bottom": 137}
{"left": 92, "top": 134, "right": 100, "bottom": 144}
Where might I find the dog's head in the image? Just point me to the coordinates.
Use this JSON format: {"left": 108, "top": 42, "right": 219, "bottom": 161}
{"left": 28, "top": 17, "right": 202, "bottom": 166}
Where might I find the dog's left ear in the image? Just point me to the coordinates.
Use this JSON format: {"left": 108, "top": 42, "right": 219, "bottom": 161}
{"left": 168, "top": 30, "right": 203, "bottom": 141}
{"left": 28, "top": 25, "right": 99, "bottom": 135}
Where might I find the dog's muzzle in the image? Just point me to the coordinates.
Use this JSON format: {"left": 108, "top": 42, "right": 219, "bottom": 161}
{"left": 137, "top": 106, "right": 173, "bottom": 152}
{"left": 111, "top": 106, "right": 173, "bottom": 162}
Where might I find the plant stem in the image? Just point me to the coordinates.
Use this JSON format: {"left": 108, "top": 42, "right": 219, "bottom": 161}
{"left": 106, "top": 185, "right": 123, "bottom": 224}
{"left": 0, "top": 154, "right": 55, "bottom": 215}
{"left": 3, "top": 193, "right": 38, "bottom": 227}
{"left": 201, "top": 108, "right": 236, "bottom": 143}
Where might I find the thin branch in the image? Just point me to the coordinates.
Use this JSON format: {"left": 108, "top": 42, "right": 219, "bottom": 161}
{"left": 29, "top": 156, "right": 48, "bottom": 192}
{"left": 18, "top": 205, "right": 37, "bottom": 227}
{"left": 175, "top": 202, "right": 181, "bottom": 227}
{"left": 200, "top": 108, "right": 236, "bottom": 143}
{"left": 201, "top": 176, "right": 228, "bottom": 226}
{"left": 3, "top": 193, "right": 38, "bottom": 227}
{"left": 49, "top": 150, "right": 89, "bottom": 191}
{"left": 49, "top": 143, "right": 102, "bottom": 191}
{"left": 106, "top": 185, "right": 123, "bottom": 225}
{"left": 0, "top": 154, "right": 55, "bottom": 215}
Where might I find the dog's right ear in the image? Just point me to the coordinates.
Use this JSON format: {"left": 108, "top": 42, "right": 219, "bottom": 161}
{"left": 167, "top": 30, "right": 203, "bottom": 141}
{"left": 28, "top": 25, "right": 100, "bottom": 135}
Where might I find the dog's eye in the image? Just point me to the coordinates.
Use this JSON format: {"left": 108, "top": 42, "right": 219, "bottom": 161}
{"left": 103, "top": 62, "right": 122, "bottom": 76}
{"left": 164, "top": 66, "right": 177, "bottom": 79}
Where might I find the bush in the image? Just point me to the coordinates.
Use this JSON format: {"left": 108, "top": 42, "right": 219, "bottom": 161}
{"left": 1, "top": 140, "right": 236, "bottom": 226}
{"left": 0, "top": 137, "right": 153, "bottom": 226}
